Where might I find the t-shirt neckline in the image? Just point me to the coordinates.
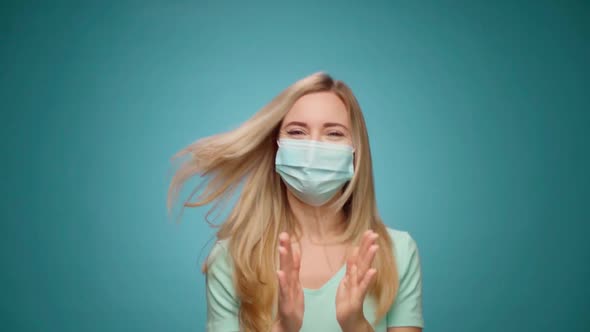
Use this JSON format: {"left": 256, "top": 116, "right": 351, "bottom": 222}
{"left": 302, "top": 264, "right": 347, "bottom": 295}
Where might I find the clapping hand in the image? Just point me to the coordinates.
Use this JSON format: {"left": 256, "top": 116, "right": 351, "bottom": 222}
{"left": 274, "top": 232, "right": 304, "bottom": 332}
{"left": 335, "top": 230, "right": 379, "bottom": 331}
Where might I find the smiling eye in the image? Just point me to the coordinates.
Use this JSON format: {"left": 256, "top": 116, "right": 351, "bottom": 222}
{"left": 287, "top": 129, "right": 305, "bottom": 136}
{"left": 328, "top": 131, "right": 345, "bottom": 137}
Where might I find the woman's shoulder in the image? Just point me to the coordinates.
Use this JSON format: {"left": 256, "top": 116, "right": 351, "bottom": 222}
{"left": 384, "top": 226, "right": 417, "bottom": 245}
{"left": 384, "top": 226, "right": 420, "bottom": 267}
{"left": 206, "top": 238, "right": 233, "bottom": 270}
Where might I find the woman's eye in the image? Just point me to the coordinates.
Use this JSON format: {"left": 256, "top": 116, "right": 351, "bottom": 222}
{"left": 328, "top": 131, "right": 344, "bottom": 137}
{"left": 287, "top": 129, "right": 305, "bottom": 135}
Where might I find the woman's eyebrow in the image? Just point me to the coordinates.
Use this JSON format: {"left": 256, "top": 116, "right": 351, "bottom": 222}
{"left": 283, "top": 121, "right": 349, "bottom": 131}
{"left": 324, "top": 122, "right": 349, "bottom": 131}
{"left": 284, "top": 121, "right": 308, "bottom": 128}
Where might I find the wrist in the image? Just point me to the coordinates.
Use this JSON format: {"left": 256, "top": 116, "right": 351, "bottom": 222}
{"left": 272, "top": 319, "right": 300, "bottom": 332}
{"left": 271, "top": 320, "right": 285, "bottom": 332}
{"left": 339, "top": 314, "right": 372, "bottom": 332}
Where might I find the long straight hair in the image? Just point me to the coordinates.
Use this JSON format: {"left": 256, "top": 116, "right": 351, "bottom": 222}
{"left": 167, "top": 72, "right": 398, "bottom": 331}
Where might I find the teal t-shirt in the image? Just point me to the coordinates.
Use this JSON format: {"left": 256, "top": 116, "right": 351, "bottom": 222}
{"left": 205, "top": 227, "right": 424, "bottom": 331}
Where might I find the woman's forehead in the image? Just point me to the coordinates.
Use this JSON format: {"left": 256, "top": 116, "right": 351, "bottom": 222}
{"left": 283, "top": 92, "right": 350, "bottom": 127}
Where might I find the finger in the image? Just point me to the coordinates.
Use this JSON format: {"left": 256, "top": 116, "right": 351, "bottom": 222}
{"left": 359, "top": 268, "right": 377, "bottom": 296}
{"left": 277, "top": 270, "right": 288, "bottom": 298}
{"left": 290, "top": 245, "right": 301, "bottom": 284}
{"left": 359, "top": 244, "right": 379, "bottom": 276}
{"left": 358, "top": 234, "right": 379, "bottom": 274}
{"left": 282, "top": 233, "right": 295, "bottom": 272}
{"left": 358, "top": 229, "right": 375, "bottom": 264}
{"left": 341, "top": 273, "right": 350, "bottom": 291}
{"left": 292, "top": 246, "right": 301, "bottom": 272}
{"left": 278, "top": 245, "right": 291, "bottom": 286}
{"left": 337, "top": 273, "right": 349, "bottom": 302}
{"left": 283, "top": 234, "right": 299, "bottom": 285}
{"left": 278, "top": 232, "right": 293, "bottom": 272}
{"left": 351, "top": 264, "right": 359, "bottom": 288}
{"left": 356, "top": 233, "right": 371, "bottom": 272}
{"left": 358, "top": 230, "right": 374, "bottom": 261}
{"left": 346, "top": 246, "right": 359, "bottom": 276}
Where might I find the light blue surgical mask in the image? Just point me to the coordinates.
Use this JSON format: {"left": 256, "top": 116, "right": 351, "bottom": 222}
{"left": 275, "top": 138, "right": 354, "bottom": 207}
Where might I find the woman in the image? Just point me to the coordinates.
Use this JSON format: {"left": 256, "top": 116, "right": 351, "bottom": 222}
{"left": 167, "top": 72, "right": 424, "bottom": 331}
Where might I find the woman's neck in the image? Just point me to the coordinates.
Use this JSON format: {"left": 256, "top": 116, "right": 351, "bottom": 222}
{"left": 286, "top": 190, "right": 347, "bottom": 244}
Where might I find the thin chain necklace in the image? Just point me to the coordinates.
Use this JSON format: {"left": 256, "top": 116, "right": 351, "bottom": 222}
{"left": 321, "top": 242, "right": 349, "bottom": 273}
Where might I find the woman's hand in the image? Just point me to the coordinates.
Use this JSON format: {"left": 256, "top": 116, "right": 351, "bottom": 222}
{"left": 335, "top": 230, "right": 379, "bottom": 332}
{"left": 273, "top": 232, "right": 304, "bottom": 332}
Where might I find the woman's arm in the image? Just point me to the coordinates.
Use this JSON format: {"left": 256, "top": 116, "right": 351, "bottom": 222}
{"left": 342, "top": 316, "right": 375, "bottom": 332}
{"left": 336, "top": 230, "right": 379, "bottom": 332}
{"left": 385, "top": 231, "right": 424, "bottom": 330}
{"left": 205, "top": 241, "right": 240, "bottom": 331}
{"left": 275, "top": 232, "right": 305, "bottom": 332}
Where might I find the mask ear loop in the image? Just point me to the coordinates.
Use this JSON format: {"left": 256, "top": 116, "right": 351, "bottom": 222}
{"left": 350, "top": 145, "right": 357, "bottom": 172}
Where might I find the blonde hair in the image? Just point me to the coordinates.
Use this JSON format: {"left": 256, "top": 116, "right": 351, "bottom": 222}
{"left": 167, "top": 72, "right": 398, "bottom": 331}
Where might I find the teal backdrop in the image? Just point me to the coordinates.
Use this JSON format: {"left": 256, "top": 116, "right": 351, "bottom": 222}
{"left": 2, "top": 1, "right": 588, "bottom": 331}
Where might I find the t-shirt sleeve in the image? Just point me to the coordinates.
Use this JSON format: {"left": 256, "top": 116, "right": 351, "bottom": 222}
{"left": 205, "top": 241, "right": 240, "bottom": 332}
{"left": 386, "top": 232, "right": 425, "bottom": 328}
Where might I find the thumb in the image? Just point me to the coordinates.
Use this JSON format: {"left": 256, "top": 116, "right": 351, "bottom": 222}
{"left": 336, "top": 274, "right": 349, "bottom": 299}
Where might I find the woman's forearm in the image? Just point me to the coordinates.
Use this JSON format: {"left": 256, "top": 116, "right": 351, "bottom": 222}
{"left": 271, "top": 321, "right": 283, "bottom": 332}
{"left": 271, "top": 320, "right": 292, "bottom": 332}
{"left": 340, "top": 317, "right": 374, "bottom": 332}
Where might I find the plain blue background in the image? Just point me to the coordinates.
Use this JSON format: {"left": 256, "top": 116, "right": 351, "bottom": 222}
{"left": 1, "top": 1, "right": 588, "bottom": 331}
